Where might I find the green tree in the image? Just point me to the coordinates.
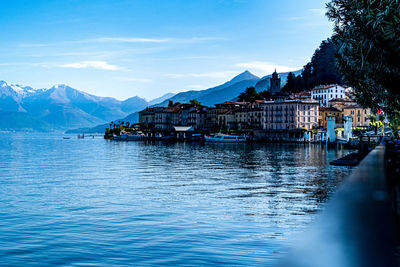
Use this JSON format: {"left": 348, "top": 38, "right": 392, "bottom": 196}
{"left": 238, "top": 87, "right": 259, "bottom": 102}
{"left": 168, "top": 100, "right": 174, "bottom": 107}
{"left": 189, "top": 99, "right": 201, "bottom": 105}
{"left": 326, "top": 0, "right": 400, "bottom": 116}
{"left": 282, "top": 72, "right": 296, "bottom": 92}
{"left": 259, "top": 90, "right": 271, "bottom": 100}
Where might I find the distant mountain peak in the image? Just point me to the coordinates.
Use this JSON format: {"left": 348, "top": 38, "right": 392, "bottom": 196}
{"left": 229, "top": 70, "right": 259, "bottom": 84}
{"left": 0, "top": 80, "right": 8, "bottom": 87}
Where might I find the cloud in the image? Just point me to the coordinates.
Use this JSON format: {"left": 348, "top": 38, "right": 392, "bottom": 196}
{"left": 235, "top": 61, "right": 299, "bottom": 75}
{"left": 19, "top": 36, "right": 223, "bottom": 48}
{"left": 59, "top": 61, "right": 125, "bottom": 71}
{"left": 164, "top": 70, "right": 237, "bottom": 79}
{"left": 91, "top": 37, "right": 169, "bottom": 43}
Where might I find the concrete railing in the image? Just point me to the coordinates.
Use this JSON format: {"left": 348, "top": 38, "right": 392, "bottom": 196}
{"left": 281, "top": 145, "right": 399, "bottom": 267}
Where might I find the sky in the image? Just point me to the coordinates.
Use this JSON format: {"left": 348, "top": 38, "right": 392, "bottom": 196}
{"left": 0, "top": 0, "right": 334, "bottom": 101}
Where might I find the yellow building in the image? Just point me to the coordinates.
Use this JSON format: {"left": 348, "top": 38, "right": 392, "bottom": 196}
{"left": 318, "top": 107, "right": 343, "bottom": 128}
{"left": 343, "top": 105, "right": 371, "bottom": 127}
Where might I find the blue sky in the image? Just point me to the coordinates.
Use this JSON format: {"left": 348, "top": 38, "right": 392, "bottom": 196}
{"left": 0, "top": 0, "right": 333, "bottom": 100}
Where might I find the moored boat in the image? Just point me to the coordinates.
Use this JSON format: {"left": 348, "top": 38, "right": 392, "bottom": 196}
{"left": 204, "top": 133, "right": 246, "bottom": 143}
{"left": 114, "top": 133, "right": 144, "bottom": 141}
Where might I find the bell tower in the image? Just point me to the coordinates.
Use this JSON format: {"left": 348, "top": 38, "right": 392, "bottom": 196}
{"left": 270, "top": 69, "right": 281, "bottom": 94}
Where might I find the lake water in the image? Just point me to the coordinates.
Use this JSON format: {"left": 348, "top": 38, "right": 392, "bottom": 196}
{"left": 0, "top": 133, "right": 354, "bottom": 266}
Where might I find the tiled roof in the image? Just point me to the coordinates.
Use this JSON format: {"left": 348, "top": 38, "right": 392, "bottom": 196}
{"left": 312, "top": 84, "right": 341, "bottom": 91}
{"left": 319, "top": 107, "right": 341, "bottom": 112}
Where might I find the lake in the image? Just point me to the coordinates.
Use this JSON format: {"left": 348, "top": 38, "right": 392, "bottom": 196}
{"left": 0, "top": 133, "right": 354, "bottom": 266}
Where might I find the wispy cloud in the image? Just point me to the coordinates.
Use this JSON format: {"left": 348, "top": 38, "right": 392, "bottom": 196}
{"left": 19, "top": 36, "right": 223, "bottom": 48}
{"left": 164, "top": 70, "right": 237, "bottom": 79}
{"left": 59, "top": 61, "right": 125, "bottom": 71}
{"left": 235, "top": 61, "right": 298, "bottom": 75}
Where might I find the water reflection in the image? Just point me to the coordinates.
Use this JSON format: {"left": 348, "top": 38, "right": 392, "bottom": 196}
{"left": 0, "top": 133, "right": 354, "bottom": 265}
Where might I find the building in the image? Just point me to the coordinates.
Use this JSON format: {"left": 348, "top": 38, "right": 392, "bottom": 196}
{"left": 139, "top": 106, "right": 181, "bottom": 130}
{"left": 154, "top": 107, "right": 180, "bottom": 130}
{"left": 217, "top": 110, "right": 236, "bottom": 129}
{"left": 343, "top": 105, "right": 371, "bottom": 127}
{"left": 329, "top": 98, "right": 355, "bottom": 110}
{"left": 291, "top": 91, "right": 311, "bottom": 100}
{"left": 188, "top": 106, "right": 207, "bottom": 130}
{"left": 204, "top": 107, "right": 218, "bottom": 130}
{"left": 311, "top": 84, "right": 346, "bottom": 106}
{"left": 270, "top": 70, "right": 281, "bottom": 94}
{"left": 139, "top": 107, "right": 156, "bottom": 127}
{"left": 318, "top": 107, "right": 343, "bottom": 128}
{"left": 262, "top": 99, "right": 319, "bottom": 131}
{"left": 235, "top": 108, "right": 249, "bottom": 129}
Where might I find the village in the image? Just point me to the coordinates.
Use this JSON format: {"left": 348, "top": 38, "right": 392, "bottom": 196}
{"left": 105, "top": 70, "right": 373, "bottom": 143}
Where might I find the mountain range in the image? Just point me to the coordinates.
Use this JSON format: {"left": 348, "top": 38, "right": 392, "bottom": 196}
{"left": 0, "top": 81, "right": 151, "bottom": 131}
{"left": 0, "top": 69, "right": 300, "bottom": 132}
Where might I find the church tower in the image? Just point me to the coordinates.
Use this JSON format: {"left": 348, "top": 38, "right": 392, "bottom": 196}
{"left": 270, "top": 69, "right": 281, "bottom": 94}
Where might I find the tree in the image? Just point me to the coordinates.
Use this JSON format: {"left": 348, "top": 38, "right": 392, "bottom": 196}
{"left": 189, "top": 99, "right": 201, "bottom": 106}
{"left": 282, "top": 72, "right": 296, "bottom": 92}
{"left": 238, "top": 87, "right": 259, "bottom": 102}
{"left": 259, "top": 90, "right": 271, "bottom": 100}
{"left": 168, "top": 100, "right": 174, "bottom": 107}
{"left": 326, "top": 0, "right": 400, "bottom": 116}
{"left": 281, "top": 39, "right": 342, "bottom": 93}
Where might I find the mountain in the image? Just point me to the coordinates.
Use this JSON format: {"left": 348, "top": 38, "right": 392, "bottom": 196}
{"left": 155, "top": 70, "right": 260, "bottom": 107}
{"left": 0, "top": 81, "right": 150, "bottom": 131}
{"left": 121, "top": 96, "right": 149, "bottom": 114}
{"left": 148, "top": 93, "right": 175, "bottom": 106}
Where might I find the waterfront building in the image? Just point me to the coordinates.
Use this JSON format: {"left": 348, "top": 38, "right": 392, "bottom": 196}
{"left": 215, "top": 101, "right": 249, "bottom": 130}
{"left": 343, "top": 105, "right": 371, "bottom": 127}
{"left": 205, "top": 107, "right": 218, "bottom": 130}
{"left": 176, "top": 103, "right": 196, "bottom": 126}
{"left": 235, "top": 108, "right": 249, "bottom": 129}
{"left": 217, "top": 110, "right": 236, "bottom": 129}
{"left": 291, "top": 91, "right": 311, "bottom": 100}
{"left": 188, "top": 106, "right": 207, "bottom": 130}
{"left": 154, "top": 107, "right": 180, "bottom": 130}
{"left": 318, "top": 106, "right": 343, "bottom": 128}
{"left": 311, "top": 84, "right": 346, "bottom": 106}
{"left": 262, "top": 99, "right": 319, "bottom": 131}
{"left": 139, "top": 107, "right": 156, "bottom": 127}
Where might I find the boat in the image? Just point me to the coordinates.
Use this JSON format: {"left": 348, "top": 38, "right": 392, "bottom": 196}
{"left": 62, "top": 137, "right": 71, "bottom": 139}
{"left": 114, "top": 133, "right": 144, "bottom": 141}
{"left": 204, "top": 133, "right": 247, "bottom": 143}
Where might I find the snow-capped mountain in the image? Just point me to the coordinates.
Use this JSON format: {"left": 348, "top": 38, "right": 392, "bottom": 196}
{"left": 0, "top": 81, "right": 150, "bottom": 131}
{"left": 0, "top": 80, "right": 46, "bottom": 98}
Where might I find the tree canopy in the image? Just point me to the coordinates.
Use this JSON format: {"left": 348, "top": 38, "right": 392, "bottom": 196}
{"left": 282, "top": 39, "right": 342, "bottom": 93}
{"left": 189, "top": 99, "right": 201, "bottom": 106}
{"left": 238, "top": 87, "right": 270, "bottom": 102}
{"left": 326, "top": 0, "right": 400, "bottom": 116}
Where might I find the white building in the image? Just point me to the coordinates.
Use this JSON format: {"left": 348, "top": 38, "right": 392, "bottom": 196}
{"left": 311, "top": 84, "right": 345, "bottom": 107}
